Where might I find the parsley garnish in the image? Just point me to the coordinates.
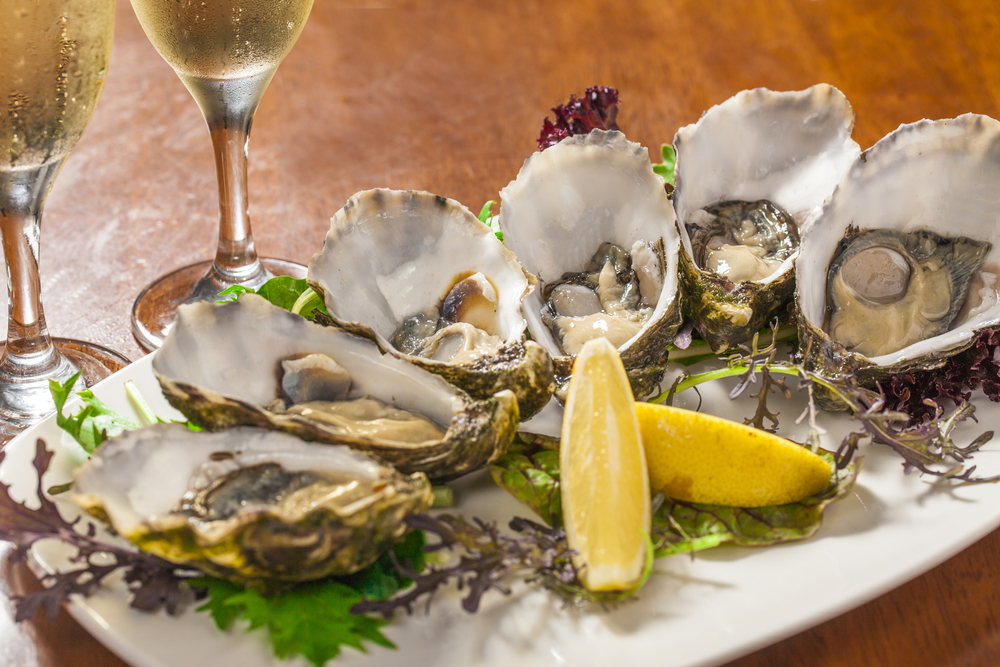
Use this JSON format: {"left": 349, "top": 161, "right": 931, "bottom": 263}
{"left": 50, "top": 372, "right": 138, "bottom": 453}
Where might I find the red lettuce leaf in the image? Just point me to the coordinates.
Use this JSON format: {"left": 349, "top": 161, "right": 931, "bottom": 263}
{"left": 537, "top": 86, "right": 621, "bottom": 150}
{"left": 884, "top": 328, "right": 1000, "bottom": 424}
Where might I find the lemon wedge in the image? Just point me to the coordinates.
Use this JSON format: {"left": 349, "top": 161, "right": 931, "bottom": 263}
{"left": 635, "top": 402, "right": 832, "bottom": 507}
{"left": 560, "top": 338, "right": 650, "bottom": 592}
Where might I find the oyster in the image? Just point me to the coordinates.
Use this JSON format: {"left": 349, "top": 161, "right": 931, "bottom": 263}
{"left": 307, "top": 189, "right": 555, "bottom": 419}
{"left": 796, "top": 114, "right": 1000, "bottom": 405}
{"left": 672, "top": 85, "right": 860, "bottom": 352}
{"left": 499, "top": 129, "right": 682, "bottom": 398}
{"left": 73, "top": 424, "right": 432, "bottom": 592}
{"left": 153, "top": 294, "right": 519, "bottom": 482}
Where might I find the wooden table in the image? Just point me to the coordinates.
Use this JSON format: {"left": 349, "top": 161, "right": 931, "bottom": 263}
{"left": 3, "top": 0, "right": 1000, "bottom": 664}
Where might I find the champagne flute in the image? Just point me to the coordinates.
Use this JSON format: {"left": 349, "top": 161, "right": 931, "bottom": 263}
{"left": 128, "top": 0, "right": 315, "bottom": 351}
{"left": 0, "top": 0, "right": 128, "bottom": 440}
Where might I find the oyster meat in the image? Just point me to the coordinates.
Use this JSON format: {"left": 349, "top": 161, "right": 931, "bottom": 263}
{"left": 308, "top": 189, "right": 555, "bottom": 419}
{"left": 673, "top": 85, "right": 860, "bottom": 352}
{"left": 541, "top": 241, "right": 664, "bottom": 356}
{"left": 824, "top": 228, "right": 989, "bottom": 358}
{"left": 797, "top": 113, "right": 1000, "bottom": 404}
{"left": 72, "top": 424, "right": 433, "bottom": 592}
{"left": 499, "top": 129, "right": 682, "bottom": 398}
{"left": 690, "top": 200, "right": 799, "bottom": 283}
{"left": 153, "top": 294, "right": 519, "bottom": 482}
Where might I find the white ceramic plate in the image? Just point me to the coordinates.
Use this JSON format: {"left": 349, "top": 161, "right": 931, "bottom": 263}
{"left": 3, "top": 353, "right": 1000, "bottom": 667}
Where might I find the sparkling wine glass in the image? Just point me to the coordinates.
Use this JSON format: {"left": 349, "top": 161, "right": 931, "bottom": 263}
{"left": 0, "top": 0, "right": 129, "bottom": 440}
{"left": 128, "top": 0, "right": 315, "bottom": 351}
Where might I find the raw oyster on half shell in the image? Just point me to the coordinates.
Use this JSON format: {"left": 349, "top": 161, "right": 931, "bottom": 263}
{"left": 499, "top": 129, "right": 682, "bottom": 398}
{"left": 153, "top": 294, "right": 519, "bottom": 482}
{"left": 796, "top": 114, "right": 1000, "bottom": 406}
{"left": 672, "top": 85, "right": 860, "bottom": 352}
{"left": 307, "top": 189, "right": 555, "bottom": 419}
{"left": 73, "top": 424, "right": 432, "bottom": 592}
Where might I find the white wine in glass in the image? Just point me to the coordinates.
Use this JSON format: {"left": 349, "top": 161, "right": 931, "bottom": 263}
{"left": 129, "top": 0, "right": 315, "bottom": 351}
{"left": 1, "top": 0, "right": 128, "bottom": 439}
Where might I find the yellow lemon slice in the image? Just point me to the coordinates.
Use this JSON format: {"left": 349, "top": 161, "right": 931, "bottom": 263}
{"left": 560, "top": 338, "right": 650, "bottom": 592}
{"left": 636, "top": 402, "right": 832, "bottom": 507}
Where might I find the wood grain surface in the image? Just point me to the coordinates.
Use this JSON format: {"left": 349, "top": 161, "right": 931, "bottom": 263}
{"left": 2, "top": 0, "right": 1000, "bottom": 665}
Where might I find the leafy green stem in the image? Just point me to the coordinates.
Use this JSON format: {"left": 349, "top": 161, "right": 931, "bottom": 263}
{"left": 124, "top": 380, "right": 162, "bottom": 426}
{"left": 290, "top": 287, "right": 320, "bottom": 316}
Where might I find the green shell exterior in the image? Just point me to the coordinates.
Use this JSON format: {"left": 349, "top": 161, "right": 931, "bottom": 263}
{"left": 157, "top": 373, "right": 519, "bottom": 484}
{"left": 81, "top": 471, "right": 432, "bottom": 594}
{"left": 679, "top": 246, "right": 795, "bottom": 354}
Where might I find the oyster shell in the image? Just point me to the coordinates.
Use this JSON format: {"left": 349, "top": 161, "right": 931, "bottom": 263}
{"left": 307, "top": 189, "right": 555, "bottom": 419}
{"left": 796, "top": 114, "right": 1000, "bottom": 405}
{"left": 672, "top": 85, "right": 860, "bottom": 352}
{"left": 73, "top": 424, "right": 432, "bottom": 592}
{"left": 153, "top": 294, "right": 519, "bottom": 482}
{"left": 499, "top": 129, "right": 682, "bottom": 398}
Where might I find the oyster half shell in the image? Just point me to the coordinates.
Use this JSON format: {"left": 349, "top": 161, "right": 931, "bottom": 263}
{"left": 499, "top": 129, "right": 682, "bottom": 398}
{"left": 153, "top": 294, "right": 519, "bottom": 482}
{"left": 673, "top": 85, "right": 860, "bottom": 352}
{"left": 796, "top": 114, "right": 1000, "bottom": 407}
{"left": 308, "top": 189, "right": 555, "bottom": 419}
{"left": 73, "top": 424, "right": 432, "bottom": 592}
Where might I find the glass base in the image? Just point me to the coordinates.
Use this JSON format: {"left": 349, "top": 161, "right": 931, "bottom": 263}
{"left": 131, "top": 257, "right": 308, "bottom": 352}
{"left": 0, "top": 339, "right": 130, "bottom": 443}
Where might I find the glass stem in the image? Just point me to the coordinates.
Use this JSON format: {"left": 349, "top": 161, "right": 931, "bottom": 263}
{"left": 209, "top": 103, "right": 259, "bottom": 281}
{"left": 182, "top": 69, "right": 276, "bottom": 297}
{"left": 0, "top": 161, "right": 64, "bottom": 378}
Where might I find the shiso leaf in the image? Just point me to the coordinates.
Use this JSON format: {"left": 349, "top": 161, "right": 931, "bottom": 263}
{"left": 652, "top": 450, "right": 861, "bottom": 556}
{"left": 193, "top": 533, "right": 427, "bottom": 665}
{"left": 489, "top": 447, "right": 562, "bottom": 527}
{"left": 336, "top": 530, "right": 427, "bottom": 602}
{"left": 492, "top": 434, "right": 858, "bottom": 557}
{"left": 195, "top": 577, "right": 394, "bottom": 667}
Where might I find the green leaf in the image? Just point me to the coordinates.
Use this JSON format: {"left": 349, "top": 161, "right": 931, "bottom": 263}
{"left": 124, "top": 380, "right": 169, "bottom": 425}
{"left": 50, "top": 373, "right": 139, "bottom": 454}
{"left": 651, "top": 451, "right": 862, "bottom": 556}
{"left": 491, "top": 433, "right": 859, "bottom": 556}
{"left": 477, "top": 200, "right": 495, "bottom": 223}
{"left": 195, "top": 577, "right": 394, "bottom": 667}
{"left": 215, "top": 284, "right": 253, "bottom": 303}
{"left": 193, "top": 577, "right": 245, "bottom": 631}
{"left": 477, "top": 199, "right": 503, "bottom": 242}
{"left": 490, "top": 450, "right": 562, "bottom": 527}
{"left": 335, "top": 530, "right": 426, "bottom": 602}
{"left": 653, "top": 143, "right": 677, "bottom": 185}
{"left": 228, "top": 276, "right": 330, "bottom": 321}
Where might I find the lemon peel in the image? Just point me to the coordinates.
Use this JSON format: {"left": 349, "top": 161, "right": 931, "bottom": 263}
{"left": 636, "top": 402, "right": 832, "bottom": 507}
{"left": 560, "top": 338, "right": 650, "bottom": 592}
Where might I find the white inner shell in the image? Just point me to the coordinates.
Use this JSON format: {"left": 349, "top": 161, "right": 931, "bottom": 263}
{"left": 154, "top": 294, "right": 463, "bottom": 428}
{"left": 308, "top": 189, "right": 531, "bottom": 358}
{"left": 797, "top": 114, "right": 1000, "bottom": 366}
{"left": 499, "top": 130, "right": 680, "bottom": 359}
{"left": 72, "top": 426, "right": 384, "bottom": 535}
{"left": 672, "top": 84, "right": 860, "bottom": 286}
